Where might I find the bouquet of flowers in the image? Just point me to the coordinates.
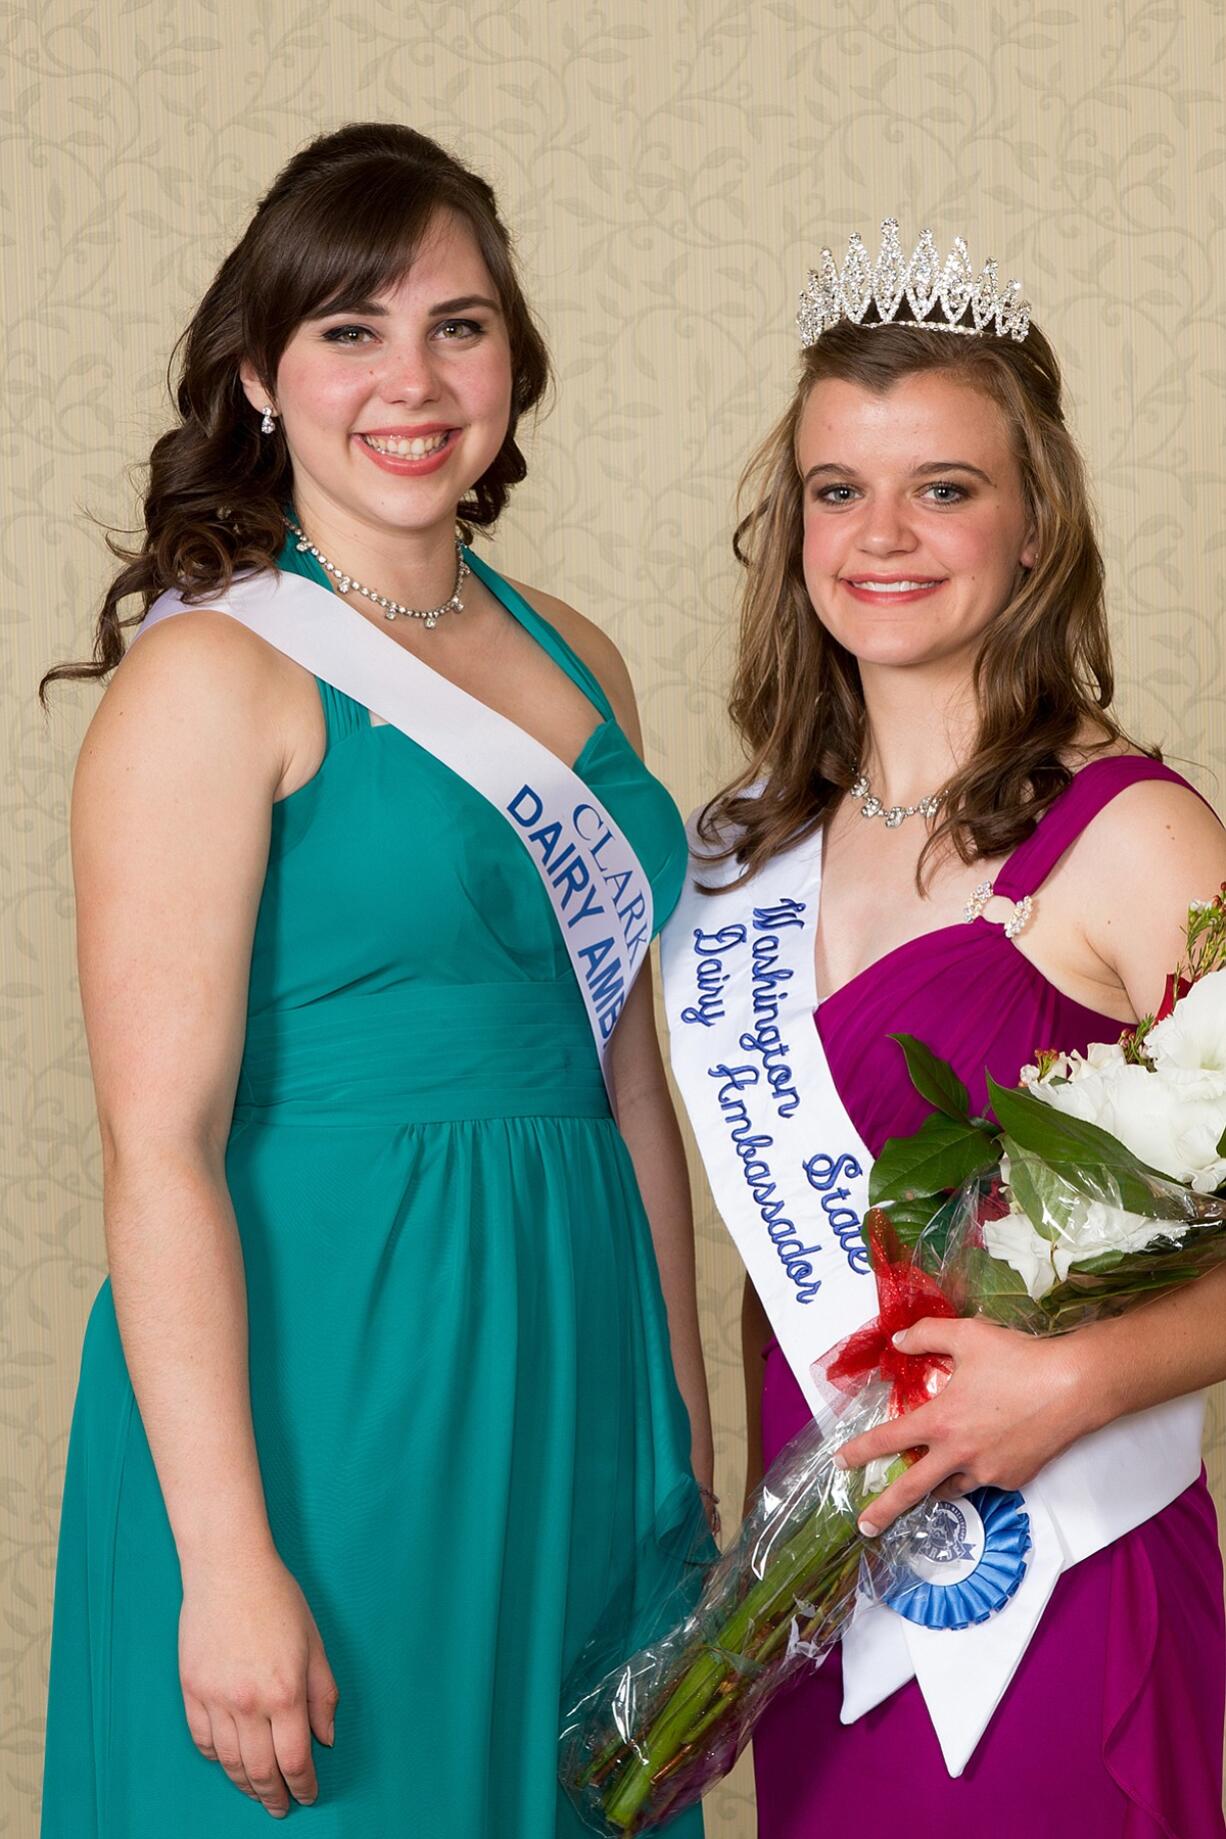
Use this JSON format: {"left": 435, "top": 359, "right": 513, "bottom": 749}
{"left": 559, "top": 892, "right": 1226, "bottom": 1835}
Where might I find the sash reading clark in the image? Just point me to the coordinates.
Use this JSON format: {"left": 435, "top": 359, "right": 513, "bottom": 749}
{"left": 507, "top": 785, "right": 651, "bottom": 1041}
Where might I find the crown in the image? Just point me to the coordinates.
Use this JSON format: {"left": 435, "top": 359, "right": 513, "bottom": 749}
{"left": 796, "top": 218, "right": 1031, "bottom": 346}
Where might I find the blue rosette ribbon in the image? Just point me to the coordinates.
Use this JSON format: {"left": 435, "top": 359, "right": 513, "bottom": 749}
{"left": 881, "top": 1486, "right": 1031, "bottom": 1630}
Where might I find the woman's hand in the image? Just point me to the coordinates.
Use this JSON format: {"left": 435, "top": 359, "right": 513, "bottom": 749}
{"left": 178, "top": 1548, "right": 339, "bottom": 1818}
{"left": 836, "top": 1316, "right": 1089, "bottom": 1537}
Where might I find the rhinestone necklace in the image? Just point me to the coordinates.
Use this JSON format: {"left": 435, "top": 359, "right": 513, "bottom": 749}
{"left": 850, "top": 769, "right": 945, "bottom": 830}
{"left": 287, "top": 516, "right": 470, "bottom": 629}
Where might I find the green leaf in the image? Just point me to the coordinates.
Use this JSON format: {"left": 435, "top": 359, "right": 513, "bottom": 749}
{"left": 986, "top": 1076, "right": 1183, "bottom": 1219}
{"left": 1217, "top": 1120, "right": 1226, "bottom": 1159}
{"left": 890, "top": 1033, "right": 972, "bottom": 1121}
{"left": 1041, "top": 1238, "right": 1221, "bottom": 1333}
{"left": 874, "top": 1192, "right": 943, "bottom": 1249}
{"left": 958, "top": 1244, "right": 1043, "bottom": 1331}
{"left": 1058, "top": 1247, "right": 1131, "bottom": 1275}
{"left": 869, "top": 1110, "right": 1000, "bottom": 1206}
{"left": 1000, "top": 1138, "right": 1064, "bottom": 1244}
{"left": 876, "top": 1188, "right": 969, "bottom": 1267}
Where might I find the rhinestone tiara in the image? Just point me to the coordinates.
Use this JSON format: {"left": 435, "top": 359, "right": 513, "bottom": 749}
{"left": 796, "top": 218, "right": 1031, "bottom": 347}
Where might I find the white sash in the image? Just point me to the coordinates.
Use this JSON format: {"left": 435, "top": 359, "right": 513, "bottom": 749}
{"left": 136, "top": 564, "right": 653, "bottom": 1087}
{"left": 662, "top": 805, "right": 1206, "bottom": 1776}
{"left": 661, "top": 811, "right": 877, "bottom": 1415}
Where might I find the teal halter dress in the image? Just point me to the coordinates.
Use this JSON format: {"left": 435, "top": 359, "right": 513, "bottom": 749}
{"left": 41, "top": 541, "right": 707, "bottom": 1837}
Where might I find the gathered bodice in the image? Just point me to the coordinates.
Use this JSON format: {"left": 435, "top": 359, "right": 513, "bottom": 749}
{"left": 236, "top": 539, "right": 688, "bottom": 1122}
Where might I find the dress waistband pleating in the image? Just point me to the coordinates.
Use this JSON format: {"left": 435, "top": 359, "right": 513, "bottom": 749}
{"left": 233, "top": 982, "right": 610, "bottom": 1125}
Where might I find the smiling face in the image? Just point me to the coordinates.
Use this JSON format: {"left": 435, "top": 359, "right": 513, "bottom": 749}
{"left": 240, "top": 207, "right": 514, "bottom": 545}
{"left": 797, "top": 370, "right": 1037, "bottom": 677}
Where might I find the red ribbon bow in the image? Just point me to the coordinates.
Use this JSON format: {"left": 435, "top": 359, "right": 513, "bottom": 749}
{"left": 820, "top": 1211, "right": 959, "bottom": 1424}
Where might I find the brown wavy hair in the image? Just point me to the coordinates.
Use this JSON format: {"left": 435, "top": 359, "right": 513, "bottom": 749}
{"left": 700, "top": 319, "right": 1146, "bottom": 888}
{"left": 41, "top": 121, "right": 551, "bottom": 701}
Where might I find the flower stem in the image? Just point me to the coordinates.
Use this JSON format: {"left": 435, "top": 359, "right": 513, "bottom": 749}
{"left": 600, "top": 1498, "right": 862, "bottom": 1830}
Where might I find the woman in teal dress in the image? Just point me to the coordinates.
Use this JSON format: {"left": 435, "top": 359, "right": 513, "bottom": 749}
{"left": 40, "top": 122, "right": 712, "bottom": 1835}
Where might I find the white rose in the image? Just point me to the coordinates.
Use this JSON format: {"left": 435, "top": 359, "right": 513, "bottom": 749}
{"left": 1026, "top": 1053, "right": 1131, "bottom": 1129}
{"left": 1028, "top": 1055, "right": 1226, "bottom": 1193}
{"left": 982, "top": 1206, "right": 1058, "bottom": 1301}
{"left": 1146, "top": 971, "right": 1226, "bottom": 1075}
{"left": 1050, "top": 1193, "right": 1184, "bottom": 1280}
{"left": 1081, "top": 1038, "right": 1129, "bottom": 1073}
{"left": 984, "top": 1191, "right": 1188, "bottom": 1303}
{"left": 1097, "top": 1063, "right": 1226, "bottom": 1192}
{"left": 1023, "top": 1040, "right": 1126, "bottom": 1094}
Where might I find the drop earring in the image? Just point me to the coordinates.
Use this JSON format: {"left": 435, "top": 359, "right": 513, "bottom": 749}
{"left": 260, "top": 405, "right": 276, "bottom": 435}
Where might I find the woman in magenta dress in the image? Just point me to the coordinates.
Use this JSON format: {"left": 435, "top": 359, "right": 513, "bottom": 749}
{"left": 702, "top": 223, "right": 1226, "bottom": 1834}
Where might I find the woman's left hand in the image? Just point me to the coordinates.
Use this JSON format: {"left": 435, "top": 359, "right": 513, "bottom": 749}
{"left": 836, "top": 1317, "right": 1090, "bottom": 1537}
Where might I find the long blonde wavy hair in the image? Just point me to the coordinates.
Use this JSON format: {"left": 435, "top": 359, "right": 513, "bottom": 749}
{"left": 699, "top": 319, "right": 1146, "bottom": 888}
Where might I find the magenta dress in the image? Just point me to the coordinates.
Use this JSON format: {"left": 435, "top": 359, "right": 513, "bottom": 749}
{"left": 756, "top": 756, "right": 1226, "bottom": 1839}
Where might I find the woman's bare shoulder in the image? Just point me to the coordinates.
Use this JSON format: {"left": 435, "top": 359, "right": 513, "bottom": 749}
{"left": 1079, "top": 760, "right": 1224, "bottom": 857}
{"left": 78, "top": 607, "right": 295, "bottom": 797}
{"left": 106, "top": 603, "right": 285, "bottom": 697}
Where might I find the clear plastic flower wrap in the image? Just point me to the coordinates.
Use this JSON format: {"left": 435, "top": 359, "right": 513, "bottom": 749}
{"left": 560, "top": 1176, "right": 1226, "bottom": 1835}
{"left": 559, "top": 1378, "right": 908, "bottom": 1836}
{"left": 900, "top": 1151, "right": 1226, "bottom": 1337}
{"left": 560, "top": 932, "right": 1226, "bottom": 1835}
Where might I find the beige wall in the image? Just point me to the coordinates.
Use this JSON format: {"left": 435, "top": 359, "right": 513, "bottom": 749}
{"left": 6, "top": 2, "right": 1225, "bottom": 1832}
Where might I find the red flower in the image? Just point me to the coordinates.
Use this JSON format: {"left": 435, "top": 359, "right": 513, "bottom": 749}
{"left": 1156, "top": 972, "right": 1192, "bottom": 1022}
{"left": 978, "top": 1176, "right": 1011, "bottom": 1224}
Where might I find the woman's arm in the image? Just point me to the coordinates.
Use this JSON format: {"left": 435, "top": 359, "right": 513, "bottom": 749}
{"left": 839, "top": 778, "right": 1226, "bottom": 1535}
{"left": 535, "top": 587, "right": 717, "bottom": 1510}
{"left": 608, "top": 968, "right": 716, "bottom": 1508}
{"left": 73, "top": 612, "right": 336, "bottom": 1812}
{"left": 1041, "top": 777, "right": 1226, "bottom": 1419}
{"left": 741, "top": 1275, "right": 772, "bottom": 1513}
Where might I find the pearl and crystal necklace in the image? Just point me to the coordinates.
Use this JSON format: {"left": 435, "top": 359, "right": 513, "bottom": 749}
{"left": 287, "top": 516, "right": 470, "bottom": 629}
{"left": 850, "top": 769, "right": 945, "bottom": 829}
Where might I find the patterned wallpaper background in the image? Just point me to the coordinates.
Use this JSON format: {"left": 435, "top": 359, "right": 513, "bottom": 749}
{"left": 5, "top": 1, "right": 1225, "bottom": 1831}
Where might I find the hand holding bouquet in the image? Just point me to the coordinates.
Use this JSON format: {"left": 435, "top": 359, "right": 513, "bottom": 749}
{"left": 559, "top": 892, "right": 1226, "bottom": 1835}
